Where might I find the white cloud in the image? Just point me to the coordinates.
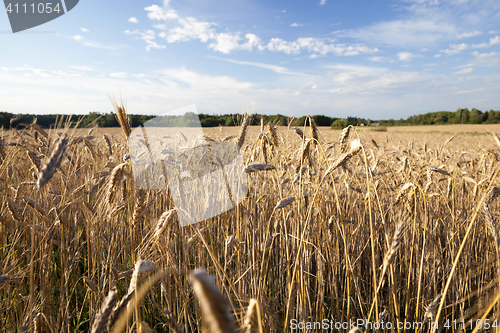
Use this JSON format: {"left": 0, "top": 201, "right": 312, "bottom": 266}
{"left": 369, "top": 56, "right": 384, "bottom": 62}
{"left": 145, "top": 40, "right": 166, "bottom": 50}
{"left": 145, "top": 4, "right": 216, "bottom": 43}
{"left": 160, "top": 67, "right": 252, "bottom": 91}
{"left": 291, "top": 23, "right": 304, "bottom": 27}
{"left": 491, "top": 36, "right": 500, "bottom": 45}
{"left": 0, "top": 65, "right": 63, "bottom": 78}
{"left": 139, "top": 2, "right": 378, "bottom": 57}
{"left": 473, "top": 51, "right": 498, "bottom": 57}
{"left": 262, "top": 37, "right": 378, "bottom": 56}
{"left": 0, "top": 65, "right": 258, "bottom": 116}
{"left": 439, "top": 35, "right": 500, "bottom": 55}
{"left": 125, "top": 29, "right": 154, "bottom": 40}
{"left": 453, "top": 67, "right": 473, "bottom": 74}
{"left": 320, "top": 0, "right": 327, "bottom": 5}
{"left": 261, "top": 38, "right": 305, "bottom": 54}
{"left": 470, "top": 51, "right": 500, "bottom": 67}
{"left": 110, "top": 72, "right": 128, "bottom": 78}
{"left": 70, "top": 65, "right": 94, "bottom": 71}
{"left": 145, "top": 4, "right": 179, "bottom": 21}
{"left": 453, "top": 62, "right": 474, "bottom": 69}
{"left": 457, "top": 87, "right": 485, "bottom": 94}
{"left": 325, "top": 64, "right": 387, "bottom": 74}
{"left": 208, "top": 33, "right": 260, "bottom": 54}
{"left": 456, "top": 31, "right": 482, "bottom": 39}
{"left": 472, "top": 42, "right": 489, "bottom": 48}
{"left": 81, "top": 28, "right": 89, "bottom": 32}
{"left": 400, "top": 0, "right": 440, "bottom": 5}
{"left": 128, "top": 17, "right": 139, "bottom": 24}
{"left": 397, "top": 52, "right": 422, "bottom": 61}
{"left": 125, "top": 29, "right": 166, "bottom": 51}
{"left": 208, "top": 56, "right": 303, "bottom": 75}
{"left": 321, "top": 64, "right": 436, "bottom": 96}
{"left": 440, "top": 43, "right": 468, "bottom": 54}
{"left": 72, "top": 35, "right": 120, "bottom": 50}
{"left": 4, "top": 60, "right": 500, "bottom": 120}
{"left": 341, "top": 19, "right": 456, "bottom": 48}
{"left": 158, "top": 17, "right": 216, "bottom": 43}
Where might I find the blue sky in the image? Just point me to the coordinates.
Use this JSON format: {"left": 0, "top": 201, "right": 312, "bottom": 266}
{"left": 0, "top": 0, "right": 499, "bottom": 119}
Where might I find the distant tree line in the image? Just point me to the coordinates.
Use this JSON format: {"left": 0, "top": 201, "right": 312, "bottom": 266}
{"left": 379, "top": 108, "right": 500, "bottom": 126}
{"left": 0, "top": 108, "right": 498, "bottom": 129}
{"left": 0, "top": 111, "right": 345, "bottom": 129}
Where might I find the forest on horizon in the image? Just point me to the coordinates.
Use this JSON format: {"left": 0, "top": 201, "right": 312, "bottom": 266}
{"left": 0, "top": 107, "right": 498, "bottom": 129}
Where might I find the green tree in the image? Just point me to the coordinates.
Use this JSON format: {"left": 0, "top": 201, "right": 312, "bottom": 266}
{"left": 331, "top": 118, "right": 348, "bottom": 129}
{"left": 469, "top": 108, "right": 482, "bottom": 124}
{"left": 312, "top": 115, "right": 333, "bottom": 126}
{"left": 486, "top": 110, "right": 500, "bottom": 124}
{"left": 292, "top": 116, "right": 307, "bottom": 127}
{"left": 461, "top": 108, "right": 470, "bottom": 124}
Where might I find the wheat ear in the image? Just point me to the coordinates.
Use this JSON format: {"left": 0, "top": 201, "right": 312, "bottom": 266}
{"left": 37, "top": 134, "right": 69, "bottom": 189}
{"left": 308, "top": 115, "right": 318, "bottom": 145}
{"left": 90, "top": 287, "right": 118, "bottom": 333}
{"left": 243, "top": 299, "right": 262, "bottom": 333}
{"left": 237, "top": 114, "right": 249, "bottom": 150}
{"left": 110, "top": 98, "right": 131, "bottom": 139}
{"left": 191, "top": 269, "right": 236, "bottom": 333}
{"left": 339, "top": 126, "right": 351, "bottom": 153}
{"left": 381, "top": 220, "right": 407, "bottom": 279}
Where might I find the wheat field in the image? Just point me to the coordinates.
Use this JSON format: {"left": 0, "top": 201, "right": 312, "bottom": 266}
{"left": 2, "top": 111, "right": 500, "bottom": 332}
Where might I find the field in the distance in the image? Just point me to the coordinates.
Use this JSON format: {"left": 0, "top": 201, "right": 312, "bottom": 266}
{"left": 2, "top": 120, "right": 500, "bottom": 332}
{"left": 385, "top": 123, "right": 500, "bottom": 133}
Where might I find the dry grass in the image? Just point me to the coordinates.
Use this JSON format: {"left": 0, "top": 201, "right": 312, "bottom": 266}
{"left": 2, "top": 117, "right": 500, "bottom": 332}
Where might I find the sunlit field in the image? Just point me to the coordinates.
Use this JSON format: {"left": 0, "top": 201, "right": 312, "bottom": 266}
{"left": 386, "top": 124, "right": 500, "bottom": 134}
{"left": 2, "top": 114, "right": 500, "bottom": 332}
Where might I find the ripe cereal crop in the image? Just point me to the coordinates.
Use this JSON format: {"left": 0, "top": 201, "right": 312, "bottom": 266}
{"left": 2, "top": 108, "right": 500, "bottom": 332}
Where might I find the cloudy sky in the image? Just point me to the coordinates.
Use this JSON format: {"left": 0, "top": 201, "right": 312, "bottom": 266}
{"left": 0, "top": 0, "right": 499, "bottom": 119}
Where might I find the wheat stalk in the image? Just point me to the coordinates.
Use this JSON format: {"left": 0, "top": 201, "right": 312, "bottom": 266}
{"left": 105, "top": 162, "right": 127, "bottom": 204}
{"left": 381, "top": 220, "right": 407, "bottom": 279}
{"left": 293, "top": 127, "right": 304, "bottom": 139}
{"left": 153, "top": 209, "right": 176, "bottom": 240}
{"left": 307, "top": 115, "right": 318, "bottom": 144}
{"left": 339, "top": 126, "right": 351, "bottom": 153}
{"left": 37, "top": 134, "right": 68, "bottom": 189}
{"left": 237, "top": 114, "right": 249, "bottom": 150}
{"left": 275, "top": 196, "right": 295, "bottom": 210}
{"left": 444, "top": 132, "right": 457, "bottom": 145}
{"left": 90, "top": 287, "right": 118, "bottom": 333}
{"left": 244, "top": 164, "right": 275, "bottom": 173}
{"left": 324, "top": 139, "right": 362, "bottom": 178}
{"left": 191, "top": 269, "right": 236, "bottom": 333}
{"left": 7, "top": 198, "right": 23, "bottom": 223}
{"left": 243, "top": 299, "right": 262, "bottom": 333}
{"left": 267, "top": 122, "right": 279, "bottom": 147}
{"left": 27, "top": 150, "right": 41, "bottom": 172}
{"left": 110, "top": 98, "right": 131, "bottom": 139}
{"left": 424, "top": 294, "right": 442, "bottom": 322}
